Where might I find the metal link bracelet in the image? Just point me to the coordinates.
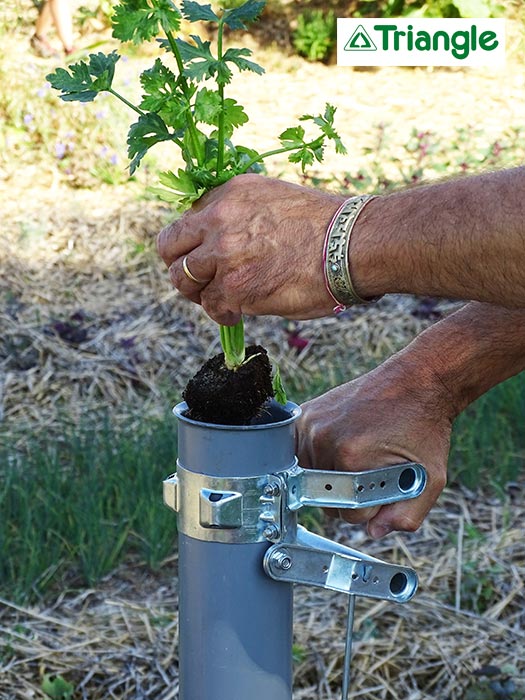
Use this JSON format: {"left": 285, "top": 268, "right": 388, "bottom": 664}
{"left": 323, "top": 194, "right": 380, "bottom": 313}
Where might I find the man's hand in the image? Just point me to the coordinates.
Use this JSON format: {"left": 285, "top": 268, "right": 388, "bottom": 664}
{"left": 297, "top": 356, "right": 452, "bottom": 539}
{"left": 157, "top": 174, "right": 345, "bottom": 325}
{"left": 297, "top": 301, "right": 525, "bottom": 537}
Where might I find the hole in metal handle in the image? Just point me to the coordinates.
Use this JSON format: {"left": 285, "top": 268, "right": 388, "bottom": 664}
{"left": 389, "top": 572, "right": 409, "bottom": 596}
{"left": 398, "top": 467, "right": 417, "bottom": 493}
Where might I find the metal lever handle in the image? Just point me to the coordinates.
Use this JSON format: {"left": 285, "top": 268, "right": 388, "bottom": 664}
{"left": 286, "top": 462, "right": 426, "bottom": 511}
{"left": 264, "top": 542, "right": 417, "bottom": 602}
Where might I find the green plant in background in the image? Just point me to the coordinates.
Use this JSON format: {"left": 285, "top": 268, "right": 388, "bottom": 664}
{"left": 449, "top": 373, "right": 525, "bottom": 493}
{"left": 320, "top": 123, "right": 525, "bottom": 196}
{"left": 41, "top": 674, "right": 75, "bottom": 700}
{"left": 355, "top": 0, "right": 503, "bottom": 18}
{"left": 47, "top": 0, "right": 345, "bottom": 377}
{"left": 448, "top": 523, "right": 504, "bottom": 614}
{"left": 77, "top": 0, "right": 118, "bottom": 31}
{"left": 293, "top": 9, "right": 336, "bottom": 62}
{"left": 0, "top": 414, "right": 178, "bottom": 602}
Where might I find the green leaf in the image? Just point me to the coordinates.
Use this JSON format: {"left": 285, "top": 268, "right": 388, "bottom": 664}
{"left": 272, "top": 364, "right": 287, "bottom": 405}
{"left": 139, "top": 58, "right": 178, "bottom": 112}
{"left": 127, "top": 113, "right": 172, "bottom": 174}
{"left": 223, "top": 0, "right": 266, "bottom": 30}
{"left": 151, "top": 169, "right": 206, "bottom": 210}
{"left": 289, "top": 147, "right": 315, "bottom": 171}
{"left": 41, "top": 674, "right": 74, "bottom": 700}
{"left": 222, "top": 98, "right": 249, "bottom": 136}
{"left": 300, "top": 103, "right": 347, "bottom": 154}
{"left": 222, "top": 47, "right": 264, "bottom": 76}
{"left": 181, "top": 0, "right": 218, "bottom": 23}
{"left": 176, "top": 38, "right": 262, "bottom": 85}
{"left": 159, "top": 168, "right": 199, "bottom": 194}
{"left": 139, "top": 59, "right": 192, "bottom": 128}
{"left": 176, "top": 36, "right": 230, "bottom": 82}
{"left": 46, "top": 51, "right": 119, "bottom": 102}
{"left": 195, "top": 89, "right": 249, "bottom": 138}
{"left": 454, "top": 0, "right": 494, "bottom": 17}
{"left": 112, "top": 0, "right": 181, "bottom": 44}
{"left": 279, "top": 125, "right": 305, "bottom": 149}
{"left": 194, "top": 87, "right": 222, "bottom": 124}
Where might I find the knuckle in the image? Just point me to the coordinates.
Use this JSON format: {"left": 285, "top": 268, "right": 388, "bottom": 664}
{"left": 169, "top": 263, "right": 184, "bottom": 290}
{"left": 431, "top": 469, "right": 447, "bottom": 494}
{"left": 395, "top": 512, "right": 422, "bottom": 533}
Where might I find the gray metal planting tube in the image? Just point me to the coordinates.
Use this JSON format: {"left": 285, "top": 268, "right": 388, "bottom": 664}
{"left": 175, "top": 401, "right": 300, "bottom": 700}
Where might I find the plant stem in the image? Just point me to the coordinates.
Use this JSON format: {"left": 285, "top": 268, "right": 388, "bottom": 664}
{"left": 216, "top": 18, "right": 225, "bottom": 175}
{"left": 240, "top": 143, "right": 311, "bottom": 172}
{"left": 107, "top": 88, "right": 145, "bottom": 116}
{"left": 220, "top": 320, "right": 245, "bottom": 370}
{"left": 163, "top": 26, "right": 205, "bottom": 166}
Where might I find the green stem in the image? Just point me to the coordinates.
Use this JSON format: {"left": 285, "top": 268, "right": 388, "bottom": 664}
{"left": 163, "top": 26, "right": 205, "bottom": 166}
{"left": 216, "top": 18, "right": 225, "bottom": 175}
{"left": 220, "top": 319, "right": 245, "bottom": 370}
{"left": 107, "top": 88, "right": 145, "bottom": 116}
{"left": 239, "top": 143, "right": 309, "bottom": 173}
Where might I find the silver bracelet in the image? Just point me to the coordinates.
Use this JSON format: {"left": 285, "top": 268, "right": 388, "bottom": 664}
{"left": 323, "top": 195, "right": 378, "bottom": 311}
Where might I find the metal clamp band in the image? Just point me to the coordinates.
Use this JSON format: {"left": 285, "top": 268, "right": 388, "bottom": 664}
{"left": 164, "top": 461, "right": 427, "bottom": 543}
{"left": 163, "top": 462, "right": 295, "bottom": 544}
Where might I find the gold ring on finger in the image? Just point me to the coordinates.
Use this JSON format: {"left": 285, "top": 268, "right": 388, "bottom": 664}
{"left": 182, "top": 255, "right": 204, "bottom": 284}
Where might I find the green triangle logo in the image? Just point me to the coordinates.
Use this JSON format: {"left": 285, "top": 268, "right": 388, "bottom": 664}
{"left": 344, "top": 25, "right": 377, "bottom": 51}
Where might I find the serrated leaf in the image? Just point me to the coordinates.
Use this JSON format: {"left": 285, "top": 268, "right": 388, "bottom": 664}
{"left": 223, "top": 0, "right": 266, "bottom": 30}
{"left": 181, "top": 0, "right": 218, "bottom": 22}
{"left": 46, "top": 51, "right": 119, "bottom": 102}
{"left": 222, "top": 47, "right": 264, "bottom": 76}
{"left": 279, "top": 125, "right": 305, "bottom": 149}
{"left": 127, "top": 113, "right": 172, "bottom": 174}
{"left": 139, "top": 58, "right": 178, "bottom": 111}
{"left": 138, "top": 59, "right": 192, "bottom": 129}
{"left": 176, "top": 35, "right": 227, "bottom": 82}
{"left": 194, "top": 87, "right": 221, "bottom": 124}
{"left": 112, "top": 0, "right": 181, "bottom": 44}
{"left": 300, "top": 103, "right": 347, "bottom": 155}
{"left": 152, "top": 169, "right": 205, "bottom": 210}
{"left": 159, "top": 168, "right": 198, "bottom": 194}
{"left": 289, "top": 148, "right": 314, "bottom": 170}
{"left": 272, "top": 364, "right": 287, "bottom": 405}
{"left": 222, "top": 98, "right": 248, "bottom": 136}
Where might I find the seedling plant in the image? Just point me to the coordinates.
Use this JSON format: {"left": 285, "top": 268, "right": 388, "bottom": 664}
{"left": 48, "top": 0, "right": 345, "bottom": 415}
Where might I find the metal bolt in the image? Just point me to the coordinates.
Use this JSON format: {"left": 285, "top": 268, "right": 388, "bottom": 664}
{"left": 272, "top": 550, "right": 293, "bottom": 570}
{"left": 263, "top": 482, "right": 280, "bottom": 497}
{"left": 263, "top": 524, "right": 281, "bottom": 541}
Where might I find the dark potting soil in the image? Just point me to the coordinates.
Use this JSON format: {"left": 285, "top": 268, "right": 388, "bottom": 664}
{"left": 183, "top": 344, "right": 275, "bottom": 425}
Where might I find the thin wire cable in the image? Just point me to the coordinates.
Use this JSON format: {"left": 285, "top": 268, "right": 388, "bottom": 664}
{"left": 342, "top": 595, "right": 356, "bottom": 700}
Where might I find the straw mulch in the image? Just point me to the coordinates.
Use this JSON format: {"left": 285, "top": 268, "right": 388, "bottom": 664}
{"left": 0, "top": 184, "right": 446, "bottom": 436}
{"left": 1, "top": 486, "right": 524, "bottom": 699}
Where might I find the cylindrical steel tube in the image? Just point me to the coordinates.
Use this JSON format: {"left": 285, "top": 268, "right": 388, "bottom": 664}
{"left": 176, "top": 401, "right": 300, "bottom": 700}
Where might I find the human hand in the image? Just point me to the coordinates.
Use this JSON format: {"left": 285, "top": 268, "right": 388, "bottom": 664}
{"left": 296, "top": 354, "right": 453, "bottom": 538}
{"left": 157, "top": 174, "right": 346, "bottom": 325}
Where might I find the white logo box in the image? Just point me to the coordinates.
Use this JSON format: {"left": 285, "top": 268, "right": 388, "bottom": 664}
{"left": 337, "top": 18, "right": 506, "bottom": 67}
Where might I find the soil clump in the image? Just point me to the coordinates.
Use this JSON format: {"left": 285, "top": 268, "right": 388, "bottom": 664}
{"left": 183, "top": 344, "right": 274, "bottom": 425}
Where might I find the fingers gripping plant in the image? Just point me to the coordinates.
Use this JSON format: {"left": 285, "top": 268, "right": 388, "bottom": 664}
{"left": 48, "top": 0, "right": 345, "bottom": 409}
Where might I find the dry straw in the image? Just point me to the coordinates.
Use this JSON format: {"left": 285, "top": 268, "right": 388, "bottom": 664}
{"left": 0, "top": 489, "right": 524, "bottom": 698}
